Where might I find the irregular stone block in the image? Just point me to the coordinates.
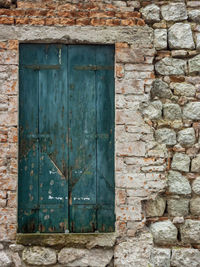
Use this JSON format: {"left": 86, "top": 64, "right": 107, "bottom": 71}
{"left": 161, "top": 3, "right": 187, "bottom": 21}
{"left": 114, "top": 232, "right": 153, "bottom": 267}
{"left": 150, "top": 248, "right": 171, "bottom": 267}
{"left": 58, "top": 248, "right": 113, "bottom": 267}
{"left": 145, "top": 196, "right": 166, "bottom": 217}
{"left": 190, "top": 197, "right": 200, "bottom": 215}
{"left": 177, "top": 128, "right": 196, "bottom": 147}
{"left": 167, "top": 198, "right": 189, "bottom": 216}
{"left": 168, "top": 170, "right": 191, "bottom": 195}
{"left": 151, "top": 79, "right": 172, "bottom": 99}
{"left": 0, "top": 251, "right": 12, "bottom": 267}
{"left": 142, "top": 100, "right": 162, "bottom": 120}
{"left": 183, "top": 102, "right": 200, "bottom": 120}
{"left": 171, "top": 248, "right": 200, "bottom": 267}
{"left": 171, "top": 153, "right": 190, "bottom": 172}
{"left": 155, "top": 57, "right": 186, "bottom": 76}
{"left": 141, "top": 4, "right": 160, "bottom": 22}
{"left": 192, "top": 177, "right": 200, "bottom": 195}
{"left": 155, "top": 128, "right": 176, "bottom": 146}
{"left": 189, "top": 54, "right": 200, "bottom": 74}
{"left": 191, "top": 154, "right": 200, "bottom": 172}
{"left": 163, "top": 103, "right": 182, "bottom": 120}
{"left": 150, "top": 220, "right": 177, "bottom": 245}
{"left": 196, "top": 33, "right": 200, "bottom": 51}
{"left": 188, "top": 10, "right": 200, "bottom": 23}
{"left": 180, "top": 220, "right": 200, "bottom": 244}
{"left": 22, "top": 246, "right": 57, "bottom": 266}
{"left": 168, "top": 23, "right": 195, "bottom": 49}
{"left": 154, "top": 29, "right": 167, "bottom": 50}
{"left": 172, "top": 82, "right": 196, "bottom": 97}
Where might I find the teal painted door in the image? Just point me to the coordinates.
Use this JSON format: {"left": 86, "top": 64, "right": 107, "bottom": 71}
{"left": 18, "top": 44, "right": 115, "bottom": 233}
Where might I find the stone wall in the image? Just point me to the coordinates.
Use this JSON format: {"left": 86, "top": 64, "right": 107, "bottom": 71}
{"left": 1, "top": 0, "right": 200, "bottom": 266}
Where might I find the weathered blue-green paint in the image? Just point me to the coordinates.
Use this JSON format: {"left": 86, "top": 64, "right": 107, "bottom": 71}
{"left": 18, "top": 44, "right": 115, "bottom": 233}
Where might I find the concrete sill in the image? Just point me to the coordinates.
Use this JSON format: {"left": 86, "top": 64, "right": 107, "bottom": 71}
{"left": 16, "top": 233, "right": 117, "bottom": 249}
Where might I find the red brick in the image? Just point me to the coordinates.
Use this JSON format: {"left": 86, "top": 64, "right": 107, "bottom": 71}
{"left": 29, "top": 18, "right": 45, "bottom": 25}
{"left": 121, "top": 18, "right": 136, "bottom": 26}
{"left": 76, "top": 18, "right": 90, "bottom": 26}
{"left": 59, "top": 18, "right": 75, "bottom": 25}
{"left": 90, "top": 18, "right": 106, "bottom": 26}
{"left": 0, "top": 17, "right": 14, "bottom": 25}
{"left": 45, "top": 17, "right": 59, "bottom": 26}
{"left": 15, "top": 18, "right": 29, "bottom": 25}
{"left": 105, "top": 18, "right": 120, "bottom": 26}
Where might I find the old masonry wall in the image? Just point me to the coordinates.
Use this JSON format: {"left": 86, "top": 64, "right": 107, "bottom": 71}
{"left": 1, "top": 0, "right": 200, "bottom": 266}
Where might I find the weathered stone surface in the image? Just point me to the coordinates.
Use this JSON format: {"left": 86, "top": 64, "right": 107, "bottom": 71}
{"left": 145, "top": 196, "right": 166, "bottom": 217}
{"left": 0, "top": 0, "right": 12, "bottom": 8}
{"left": 168, "top": 171, "right": 191, "bottom": 195}
{"left": 141, "top": 4, "right": 160, "bottom": 22}
{"left": 167, "top": 198, "right": 189, "bottom": 216}
{"left": 154, "top": 29, "right": 167, "bottom": 50}
{"left": 114, "top": 232, "right": 153, "bottom": 267}
{"left": 188, "top": 10, "right": 200, "bottom": 23}
{"left": 150, "top": 220, "right": 177, "bottom": 245}
{"left": 142, "top": 100, "right": 162, "bottom": 120}
{"left": 180, "top": 220, "right": 200, "bottom": 244}
{"left": 22, "top": 246, "right": 57, "bottom": 266}
{"left": 196, "top": 33, "right": 200, "bottom": 51}
{"left": 161, "top": 3, "right": 187, "bottom": 21}
{"left": 151, "top": 79, "right": 172, "bottom": 99}
{"left": 155, "top": 128, "right": 176, "bottom": 146}
{"left": 191, "top": 154, "right": 200, "bottom": 172}
{"left": 177, "top": 128, "right": 196, "bottom": 147}
{"left": 0, "top": 251, "right": 12, "bottom": 267}
{"left": 58, "top": 248, "right": 113, "bottom": 267}
{"left": 172, "top": 82, "right": 196, "bottom": 97}
{"left": 168, "top": 23, "right": 195, "bottom": 49}
{"left": 171, "top": 248, "right": 200, "bottom": 267}
{"left": 150, "top": 248, "right": 171, "bottom": 267}
{"left": 155, "top": 57, "right": 186, "bottom": 76}
{"left": 192, "top": 177, "right": 200, "bottom": 195}
{"left": 163, "top": 103, "right": 182, "bottom": 120}
{"left": 183, "top": 102, "right": 200, "bottom": 120}
{"left": 171, "top": 153, "right": 190, "bottom": 172}
{"left": 9, "top": 244, "right": 24, "bottom": 252}
{"left": 189, "top": 54, "right": 200, "bottom": 74}
{"left": 190, "top": 197, "right": 200, "bottom": 215}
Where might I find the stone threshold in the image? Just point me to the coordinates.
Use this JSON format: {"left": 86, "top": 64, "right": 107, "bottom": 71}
{"left": 16, "top": 233, "right": 117, "bottom": 249}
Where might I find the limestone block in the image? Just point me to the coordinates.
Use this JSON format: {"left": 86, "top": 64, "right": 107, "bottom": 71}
{"left": 196, "top": 33, "right": 200, "bottom": 51}
{"left": 114, "top": 232, "right": 153, "bottom": 267}
{"left": 0, "top": 251, "right": 12, "bottom": 267}
{"left": 155, "top": 57, "right": 186, "bottom": 76}
{"left": 141, "top": 4, "right": 160, "bottom": 22}
{"left": 154, "top": 29, "right": 167, "bottom": 50}
{"left": 168, "top": 171, "right": 191, "bottom": 195}
{"left": 142, "top": 100, "right": 162, "bottom": 120}
{"left": 150, "top": 220, "right": 177, "bottom": 245}
{"left": 22, "top": 246, "right": 57, "bottom": 266}
{"left": 151, "top": 79, "right": 172, "bottom": 99}
{"left": 155, "top": 128, "right": 176, "bottom": 146}
{"left": 58, "top": 248, "right": 113, "bottom": 267}
{"left": 167, "top": 198, "right": 189, "bottom": 216}
{"left": 163, "top": 103, "right": 182, "bottom": 120}
{"left": 171, "top": 153, "right": 190, "bottom": 172}
{"left": 190, "top": 197, "right": 200, "bottom": 215}
{"left": 180, "top": 220, "right": 200, "bottom": 244}
{"left": 188, "top": 10, "right": 200, "bottom": 23}
{"left": 191, "top": 154, "right": 200, "bottom": 172}
{"left": 145, "top": 196, "right": 166, "bottom": 217}
{"left": 171, "top": 248, "right": 200, "bottom": 267}
{"left": 150, "top": 248, "right": 171, "bottom": 267}
{"left": 161, "top": 3, "right": 187, "bottom": 21}
{"left": 189, "top": 54, "right": 200, "bottom": 74}
{"left": 192, "top": 177, "right": 200, "bottom": 195}
{"left": 183, "top": 102, "right": 200, "bottom": 120}
{"left": 168, "top": 23, "right": 195, "bottom": 50}
{"left": 177, "top": 128, "right": 196, "bottom": 147}
{"left": 172, "top": 82, "right": 196, "bottom": 97}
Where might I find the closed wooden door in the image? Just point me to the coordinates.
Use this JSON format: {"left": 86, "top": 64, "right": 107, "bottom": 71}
{"left": 18, "top": 44, "right": 114, "bottom": 233}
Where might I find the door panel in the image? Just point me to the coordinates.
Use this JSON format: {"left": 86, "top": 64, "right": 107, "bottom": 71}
{"left": 18, "top": 44, "right": 115, "bottom": 233}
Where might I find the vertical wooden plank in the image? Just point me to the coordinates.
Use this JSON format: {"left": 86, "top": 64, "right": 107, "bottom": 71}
{"left": 38, "top": 45, "right": 69, "bottom": 233}
{"left": 96, "top": 46, "right": 115, "bottom": 232}
{"left": 18, "top": 44, "right": 39, "bottom": 233}
{"left": 68, "top": 45, "right": 97, "bottom": 232}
